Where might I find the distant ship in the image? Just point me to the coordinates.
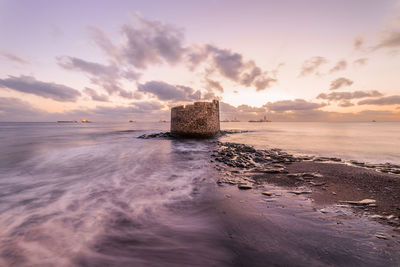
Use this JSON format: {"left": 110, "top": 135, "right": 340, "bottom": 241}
{"left": 249, "top": 116, "right": 271, "bottom": 123}
{"left": 129, "top": 120, "right": 136, "bottom": 123}
{"left": 81, "top": 119, "right": 92, "bottom": 123}
{"left": 57, "top": 120, "right": 77, "bottom": 123}
{"left": 372, "top": 120, "right": 377, "bottom": 122}
{"left": 159, "top": 120, "right": 168, "bottom": 123}
{"left": 221, "top": 117, "right": 240, "bottom": 122}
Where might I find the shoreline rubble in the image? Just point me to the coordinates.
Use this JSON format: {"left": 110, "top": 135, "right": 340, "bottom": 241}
{"left": 211, "top": 141, "right": 400, "bottom": 229}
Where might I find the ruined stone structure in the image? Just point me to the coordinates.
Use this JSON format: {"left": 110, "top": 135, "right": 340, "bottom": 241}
{"left": 171, "top": 100, "right": 220, "bottom": 137}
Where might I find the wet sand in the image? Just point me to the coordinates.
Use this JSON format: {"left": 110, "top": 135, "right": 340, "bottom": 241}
{"left": 209, "top": 141, "right": 400, "bottom": 266}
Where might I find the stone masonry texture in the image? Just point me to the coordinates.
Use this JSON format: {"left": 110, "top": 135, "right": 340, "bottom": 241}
{"left": 170, "top": 100, "right": 220, "bottom": 137}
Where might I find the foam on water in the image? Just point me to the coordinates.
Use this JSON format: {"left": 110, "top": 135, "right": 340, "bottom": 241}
{"left": 1, "top": 121, "right": 400, "bottom": 266}
{"left": 0, "top": 123, "right": 230, "bottom": 266}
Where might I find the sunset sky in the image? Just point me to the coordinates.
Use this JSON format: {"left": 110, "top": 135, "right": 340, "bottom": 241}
{"left": 1, "top": 0, "right": 399, "bottom": 121}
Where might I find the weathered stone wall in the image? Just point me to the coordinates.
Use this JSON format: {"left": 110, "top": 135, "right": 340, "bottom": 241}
{"left": 171, "top": 100, "right": 220, "bottom": 137}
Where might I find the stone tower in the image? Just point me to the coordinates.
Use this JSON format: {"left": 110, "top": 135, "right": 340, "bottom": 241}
{"left": 170, "top": 100, "right": 220, "bottom": 137}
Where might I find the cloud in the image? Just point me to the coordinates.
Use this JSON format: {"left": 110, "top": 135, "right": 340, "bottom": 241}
{"left": 372, "top": 12, "right": 400, "bottom": 50}
{"left": 338, "top": 100, "right": 354, "bottom": 107}
{"left": 358, "top": 95, "right": 400, "bottom": 105}
{"left": 329, "top": 77, "right": 353, "bottom": 90}
{"left": 219, "top": 102, "right": 266, "bottom": 121}
{"left": 353, "top": 58, "right": 368, "bottom": 66}
{"left": 205, "top": 79, "right": 224, "bottom": 93}
{"left": 353, "top": 36, "right": 364, "bottom": 50}
{"left": 120, "top": 14, "right": 185, "bottom": 69}
{"left": 206, "top": 45, "right": 244, "bottom": 81}
{"left": 202, "top": 45, "right": 277, "bottom": 91}
{"left": 83, "top": 87, "right": 109, "bottom": 102}
{"left": 264, "top": 99, "right": 326, "bottom": 112}
{"left": 236, "top": 104, "right": 266, "bottom": 113}
{"left": 0, "top": 97, "right": 48, "bottom": 121}
{"left": 317, "top": 90, "right": 383, "bottom": 101}
{"left": 2, "top": 96, "right": 398, "bottom": 123}
{"left": 0, "top": 75, "right": 81, "bottom": 102}
{"left": 329, "top": 60, "right": 347, "bottom": 73}
{"left": 82, "top": 15, "right": 276, "bottom": 93}
{"left": 57, "top": 56, "right": 119, "bottom": 77}
{"left": 1, "top": 53, "right": 28, "bottom": 64}
{"left": 0, "top": 96, "right": 167, "bottom": 122}
{"left": 57, "top": 56, "right": 139, "bottom": 98}
{"left": 87, "top": 26, "right": 120, "bottom": 63}
{"left": 299, "top": 56, "right": 327, "bottom": 76}
{"left": 138, "top": 80, "right": 212, "bottom": 101}
{"left": 66, "top": 102, "right": 167, "bottom": 121}
{"left": 219, "top": 100, "right": 399, "bottom": 122}
{"left": 374, "top": 31, "right": 400, "bottom": 50}
{"left": 253, "top": 77, "right": 277, "bottom": 91}
{"left": 131, "top": 101, "right": 164, "bottom": 112}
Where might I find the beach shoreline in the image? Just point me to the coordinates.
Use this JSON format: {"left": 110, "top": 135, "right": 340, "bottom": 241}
{"left": 212, "top": 141, "right": 400, "bottom": 228}
{"left": 208, "top": 141, "right": 400, "bottom": 266}
{"left": 136, "top": 132, "right": 400, "bottom": 265}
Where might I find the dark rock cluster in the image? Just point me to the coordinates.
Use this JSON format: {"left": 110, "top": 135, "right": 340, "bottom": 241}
{"left": 212, "top": 142, "right": 400, "bottom": 176}
{"left": 212, "top": 142, "right": 313, "bottom": 188}
{"left": 212, "top": 142, "right": 303, "bottom": 170}
{"left": 137, "top": 130, "right": 250, "bottom": 140}
{"left": 138, "top": 132, "right": 175, "bottom": 139}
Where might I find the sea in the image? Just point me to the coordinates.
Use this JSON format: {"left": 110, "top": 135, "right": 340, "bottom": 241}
{"left": 0, "top": 121, "right": 399, "bottom": 266}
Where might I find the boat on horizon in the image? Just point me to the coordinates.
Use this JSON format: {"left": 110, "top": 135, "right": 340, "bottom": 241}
{"left": 57, "top": 120, "right": 78, "bottom": 123}
{"left": 81, "top": 119, "right": 92, "bottom": 123}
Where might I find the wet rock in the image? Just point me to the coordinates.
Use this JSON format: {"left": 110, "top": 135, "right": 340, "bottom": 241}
{"left": 375, "top": 234, "right": 388, "bottom": 240}
{"left": 238, "top": 183, "right": 253, "bottom": 190}
{"left": 262, "top": 191, "right": 273, "bottom": 196}
{"left": 302, "top": 172, "right": 323, "bottom": 179}
{"left": 264, "top": 167, "right": 288, "bottom": 174}
{"left": 350, "top": 160, "right": 365, "bottom": 166}
{"left": 320, "top": 208, "right": 328, "bottom": 214}
{"left": 313, "top": 157, "right": 331, "bottom": 162}
{"left": 340, "top": 199, "right": 376, "bottom": 206}
{"left": 138, "top": 132, "right": 174, "bottom": 139}
{"left": 289, "top": 190, "right": 312, "bottom": 195}
{"left": 370, "top": 215, "right": 384, "bottom": 219}
{"left": 263, "top": 198, "right": 277, "bottom": 202}
{"left": 309, "top": 182, "right": 326, "bottom": 186}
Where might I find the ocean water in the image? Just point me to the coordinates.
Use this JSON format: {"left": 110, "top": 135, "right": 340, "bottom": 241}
{"left": 0, "top": 121, "right": 399, "bottom": 266}
{"left": 0, "top": 122, "right": 230, "bottom": 266}
{"left": 221, "top": 121, "right": 400, "bottom": 164}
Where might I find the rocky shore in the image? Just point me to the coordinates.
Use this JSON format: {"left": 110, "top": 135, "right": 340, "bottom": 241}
{"left": 138, "top": 131, "right": 400, "bottom": 264}
{"left": 138, "top": 131, "right": 400, "bottom": 230}
{"left": 212, "top": 141, "right": 400, "bottom": 229}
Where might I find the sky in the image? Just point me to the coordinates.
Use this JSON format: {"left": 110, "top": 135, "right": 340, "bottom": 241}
{"left": 0, "top": 0, "right": 400, "bottom": 122}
